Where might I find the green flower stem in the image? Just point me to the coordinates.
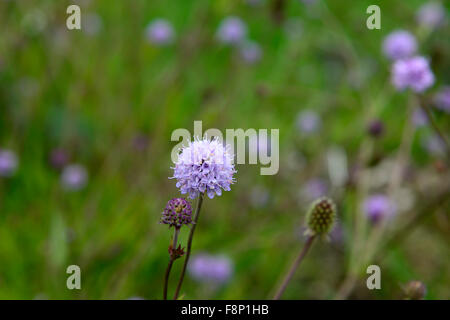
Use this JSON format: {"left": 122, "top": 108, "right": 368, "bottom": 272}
{"left": 273, "top": 235, "right": 316, "bottom": 300}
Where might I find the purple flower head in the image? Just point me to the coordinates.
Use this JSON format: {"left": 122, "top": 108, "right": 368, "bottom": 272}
{"left": 239, "top": 41, "right": 262, "bottom": 64}
{"left": 433, "top": 86, "right": 450, "bottom": 113}
{"left": 367, "top": 119, "right": 385, "bottom": 138}
{"left": 417, "top": 2, "right": 446, "bottom": 29}
{"left": 383, "top": 30, "right": 417, "bottom": 61}
{"left": 188, "top": 253, "right": 233, "bottom": 285}
{"left": 391, "top": 56, "right": 434, "bottom": 92}
{"left": 0, "top": 149, "right": 18, "bottom": 177}
{"left": 216, "top": 17, "right": 247, "bottom": 45}
{"left": 296, "top": 110, "right": 321, "bottom": 134}
{"left": 412, "top": 108, "right": 428, "bottom": 127}
{"left": 302, "top": 178, "right": 328, "bottom": 201}
{"left": 132, "top": 133, "right": 150, "bottom": 151}
{"left": 171, "top": 137, "right": 236, "bottom": 199}
{"left": 160, "top": 198, "right": 193, "bottom": 229}
{"left": 146, "top": 19, "right": 175, "bottom": 46}
{"left": 49, "top": 148, "right": 69, "bottom": 170}
{"left": 61, "top": 164, "right": 88, "bottom": 191}
{"left": 363, "top": 194, "right": 396, "bottom": 224}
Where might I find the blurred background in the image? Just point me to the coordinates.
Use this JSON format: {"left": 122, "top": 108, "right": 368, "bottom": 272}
{"left": 0, "top": 0, "right": 449, "bottom": 299}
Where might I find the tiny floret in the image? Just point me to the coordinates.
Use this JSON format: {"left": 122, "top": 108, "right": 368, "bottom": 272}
{"left": 160, "top": 198, "right": 193, "bottom": 229}
{"left": 391, "top": 56, "right": 434, "bottom": 92}
{"left": 216, "top": 17, "right": 247, "bottom": 45}
{"left": 382, "top": 30, "right": 417, "bottom": 60}
{"left": 305, "top": 197, "right": 337, "bottom": 236}
{"left": 171, "top": 137, "right": 236, "bottom": 199}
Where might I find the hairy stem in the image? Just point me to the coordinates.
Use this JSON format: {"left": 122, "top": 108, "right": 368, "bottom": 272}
{"left": 273, "top": 235, "right": 316, "bottom": 300}
{"left": 173, "top": 193, "right": 204, "bottom": 300}
{"left": 163, "top": 228, "right": 179, "bottom": 300}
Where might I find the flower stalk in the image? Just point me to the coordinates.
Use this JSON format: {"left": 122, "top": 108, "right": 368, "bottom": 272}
{"left": 173, "top": 192, "right": 204, "bottom": 300}
{"left": 273, "top": 235, "right": 316, "bottom": 300}
{"left": 163, "top": 228, "right": 180, "bottom": 300}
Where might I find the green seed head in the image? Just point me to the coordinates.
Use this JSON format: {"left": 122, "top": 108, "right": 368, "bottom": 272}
{"left": 306, "top": 197, "right": 337, "bottom": 236}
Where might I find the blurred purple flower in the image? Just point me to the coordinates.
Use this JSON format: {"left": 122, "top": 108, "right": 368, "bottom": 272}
{"left": 61, "top": 164, "right": 88, "bottom": 191}
{"left": 391, "top": 56, "right": 434, "bottom": 92}
{"left": 0, "top": 149, "right": 18, "bottom": 177}
{"left": 216, "top": 17, "right": 247, "bottom": 45}
{"left": 188, "top": 253, "right": 233, "bottom": 285}
{"left": 146, "top": 19, "right": 175, "bottom": 46}
{"left": 433, "top": 86, "right": 450, "bottom": 113}
{"left": 363, "top": 194, "right": 396, "bottom": 224}
{"left": 367, "top": 119, "right": 384, "bottom": 138}
{"left": 302, "top": 178, "right": 328, "bottom": 200}
{"left": 171, "top": 138, "right": 236, "bottom": 199}
{"left": 296, "top": 110, "right": 321, "bottom": 134}
{"left": 49, "top": 149, "right": 69, "bottom": 170}
{"left": 239, "top": 41, "right": 262, "bottom": 64}
{"left": 382, "top": 30, "right": 417, "bottom": 60}
{"left": 412, "top": 108, "right": 428, "bottom": 127}
{"left": 417, "top": 2, "right": 446, "bottom": 29}
{"left": 422, "top": 135, "right": 446, "bottom": 156}
{"left": 132, "top": 133, "right": 150, "bottom": 151}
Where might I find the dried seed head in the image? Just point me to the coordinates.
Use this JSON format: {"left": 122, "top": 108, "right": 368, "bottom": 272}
{"left": 306, "top": 197, "right": 337, "bottom": 236}
{"left": 160, "top": 198, "right": 193, "bottom": 229}
{"left": 404, "top": 281, "right": 427, "bottom": 300}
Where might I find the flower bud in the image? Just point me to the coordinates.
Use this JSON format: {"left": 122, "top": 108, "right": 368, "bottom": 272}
{"left": 404, "top": 281, "right": 427, "bottom": 300}
{"left": 306, "top": 197, "right": 337, "bottom": 236}
{"left": 160, "top": 198, "right": 193, "bottom": 229}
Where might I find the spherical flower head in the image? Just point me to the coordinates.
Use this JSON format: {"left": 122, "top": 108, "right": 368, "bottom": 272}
{"left": 422, "top": 135, "right": 445, "bottom": 156}
{"left": 404, "top": 281, "right": 427, "bottom": 300}
{"left": 239, "top": 41, "right": 262, "bottom": 64}
{"left": 391, "top": 56, "right": 434, "bottom": 92}
{"left": 417, "top": 2, "right": 446, "bottom": 29}
{"left": 188, "top": 253, "right": 233, "bottom": 285}
{"left": 382, "top": 30, "right": 417, "bottom": 60}
{"left": 296, "top": 110, "right": 321, "bottom": 134}
{"left": 363, "top": 194, "right": 396, "bottom": 224}
{"left": 146, "top": 19, "right": 175, "bottom": 46}
{"left": 216, "top": 17, "right": 247, "bottom": 45}
{"left": 0, "top": 149, "right": 18, "bottom": 177}
{"left": 434, "top": 86, "right": 450, "bottom": 113}
{"left": 305, "top": 197, "right": 337, "bottom": 236}
{"left": 160, "top": 198, "right": 193, "bottom": 229}
{"left": 171, "top": 137, "right": 236, "bottom": 199}
{"left": 61, "top": 164, "right": 88, "bottom": 191}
